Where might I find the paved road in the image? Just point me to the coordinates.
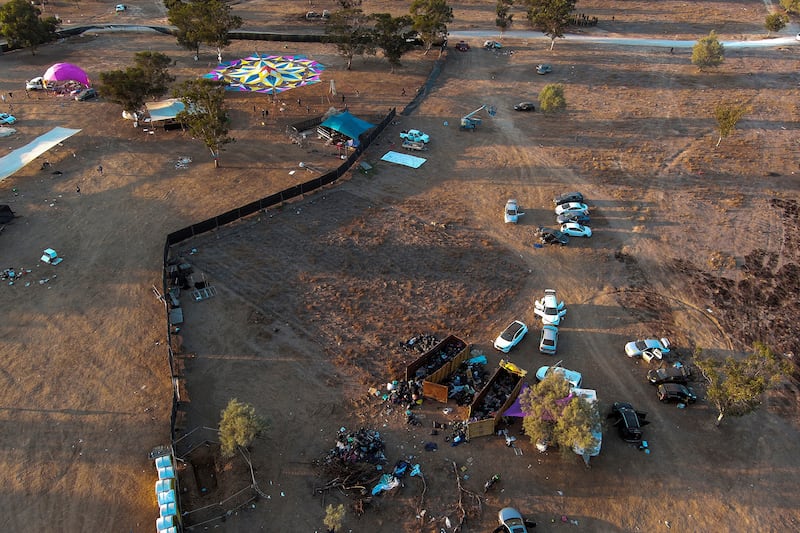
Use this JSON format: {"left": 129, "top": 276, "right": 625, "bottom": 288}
{"left": 449, "top": 29, "right": 800, "bottom": 49}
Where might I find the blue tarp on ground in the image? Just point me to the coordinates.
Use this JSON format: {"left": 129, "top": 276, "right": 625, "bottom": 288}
{"left": 320, "top": 110, "right": 375, "bottom": 140}
{"left": 380, "top": 150, "right": 427, "bottom": 168}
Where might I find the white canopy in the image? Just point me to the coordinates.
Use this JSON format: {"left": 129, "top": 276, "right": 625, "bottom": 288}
{"left": 0, "top": 127, "right": 81, "bottom": 181}
{"left": 146, "top": 99, "right": 185, "bottom": 122}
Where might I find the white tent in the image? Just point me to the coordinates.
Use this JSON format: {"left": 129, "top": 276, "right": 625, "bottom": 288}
{"left": 146, "top": 99, "right": 185, "bottom": 122}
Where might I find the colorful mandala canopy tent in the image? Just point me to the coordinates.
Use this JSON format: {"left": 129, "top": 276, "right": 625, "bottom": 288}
{"left": 204, "top": 55, "right": 325, "bottom": 94}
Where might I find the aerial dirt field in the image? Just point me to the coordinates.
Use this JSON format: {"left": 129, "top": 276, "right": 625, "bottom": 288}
{"left": 0, "top": 1, "right": 799, "bottom": 531}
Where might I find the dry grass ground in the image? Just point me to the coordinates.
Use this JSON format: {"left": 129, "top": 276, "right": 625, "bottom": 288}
{"left": 1, "top": 1, "right": 799, "bottom": 532}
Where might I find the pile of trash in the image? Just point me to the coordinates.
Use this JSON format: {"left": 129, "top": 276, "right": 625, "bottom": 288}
{"left": 321, "top": 427, "right": 387, "bottom": 466}
{"left": 426, "top": 419, "right": 469, "bottom": 449}
{"left": 398, "top": 333, "right": 439, "bottom": 356}
{"left": 2, "top": 267, "right": 30, "bottom": 282}
{"left": 469, "top": 370, "right": 520, "bottom": 421}
{"left": 441, "top": 355, "right": 490, "bottom": 406}
{"left": 383, "top": 379, "right": 423, "bottom": 407}
{"left": 371, "top": 460, "right": 422, "bottom": 496}
{"left": 411, "top": 336, "right": 468, "bottom": 380}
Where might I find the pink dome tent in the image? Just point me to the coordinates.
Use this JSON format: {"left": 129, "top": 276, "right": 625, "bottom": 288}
{"left": 43, "top": 63, "right": 91, "bottom": 87}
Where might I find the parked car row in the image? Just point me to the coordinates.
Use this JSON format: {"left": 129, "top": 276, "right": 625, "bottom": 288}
{"left": 494, "top": 289, "right": 567, "bottom": 355}
{"left": 537, "top": 192, "right": 592, "bottom": 246}
{"left": 609, "top": 342, "right": 698, "bottom": 445}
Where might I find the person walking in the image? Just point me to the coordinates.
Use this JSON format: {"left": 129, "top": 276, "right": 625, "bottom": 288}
{"left": 76, "top": 185, "right": 81, "bottom": 195}
{"left": 97, "top": 165, "right": 103, "bottom": 175}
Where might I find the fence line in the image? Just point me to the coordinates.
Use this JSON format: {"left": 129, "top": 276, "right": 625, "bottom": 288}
{"left": 159, "top": 37, "right": 446, "bottom": 525}
{"left": 160, "top": 109, "right": 396, "bottom": 524}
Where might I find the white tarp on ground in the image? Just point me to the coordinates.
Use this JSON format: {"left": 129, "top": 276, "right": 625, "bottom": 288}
{"left": 380, "top": 150, "right": 427, "bottom": 168}
{"left": 0, "top": 127, "right": 81, "bottom": 181}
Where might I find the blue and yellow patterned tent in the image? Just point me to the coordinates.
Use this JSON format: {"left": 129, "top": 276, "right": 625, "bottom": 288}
{"left": 204, "top": 54, "right": 325, "bottom": 94}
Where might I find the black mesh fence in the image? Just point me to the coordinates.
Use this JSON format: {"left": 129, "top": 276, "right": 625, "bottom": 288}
{"left": 162, "top": 107, "right": 397, "bottom": 448}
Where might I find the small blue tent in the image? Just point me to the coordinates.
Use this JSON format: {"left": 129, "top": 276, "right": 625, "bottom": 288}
{"left": 320, "top": 110, "right": 375, "bottom": 142}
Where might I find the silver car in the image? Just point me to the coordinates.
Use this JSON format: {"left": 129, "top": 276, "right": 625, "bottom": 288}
{"left": 496, "top": 507, "right": 536, "bottom": 533}
{"left": 625, "top": 338, "right": 670, "bottom": 358}
{"left": 539, "top": 325, "right": 558, "bottom": 355}
{"left": 504, "top": 199, "right": 520, "bottom": 223}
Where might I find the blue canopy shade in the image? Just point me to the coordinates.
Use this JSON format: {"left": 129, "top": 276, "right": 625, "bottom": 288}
{"left": 320, "top": 111, "right": 375, "bottom": 140}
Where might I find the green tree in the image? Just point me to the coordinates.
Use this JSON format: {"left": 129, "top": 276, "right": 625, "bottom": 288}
{"left": 99, "top": 52, "right": 174, "bottom": 116}
{"left": 524, "top": 0, "right": 576, "bottom": 50}
{"left": 539, "top": 83, "right": 566, "bottom": 113}
{"left": 692, "top": 30, "right": 724, "bottom": 70}
{"left": 410, "top": 0, "right": 453, "bottom": 55}
{"left": 695, "top": 342, "right": 790, "bottom": 426}
{"left": 168, "top": 0, "right": 242, "bottom": 62}
{"left": 496, "top": 0, "right": 514, "bottom": 32}
{"left": 713, "top": 101, "right": 748, "bottom": 147}
{"left": 198, "top": 0, "right": 242, "bottom": 63}
{"left": 134, "top": 51, "right": 175, "bottom": 97}
{"left": 325, "top": 7, "right": 376, "bottom": 70}
{"left": 174, "top": 78, "right": 234, "bottom": 168}
{"left": 372, "top": 13, "right": 415, "bottom": 72}
{"left": 519, "top": 372, "right": 599, "bottom": 455}
{"left": 323, "top": 504, "right": 345, "bottom": 532}
{"left": 764, "top": 13, "right": 788, "bottom": 36}
{"left": 218, "top": 398, "right": 266, "bottom": 458}
{"left": 168, "top": 1, "right": 202, "bottom": 58}
{"left": 98, "top": 68, "right": 150, "bottom": 115}
{"left": 0, "top": 0, "right": 59, "bottom": 55}
{"left": 780, "top": 0, "right": 800, "bottom": 15}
